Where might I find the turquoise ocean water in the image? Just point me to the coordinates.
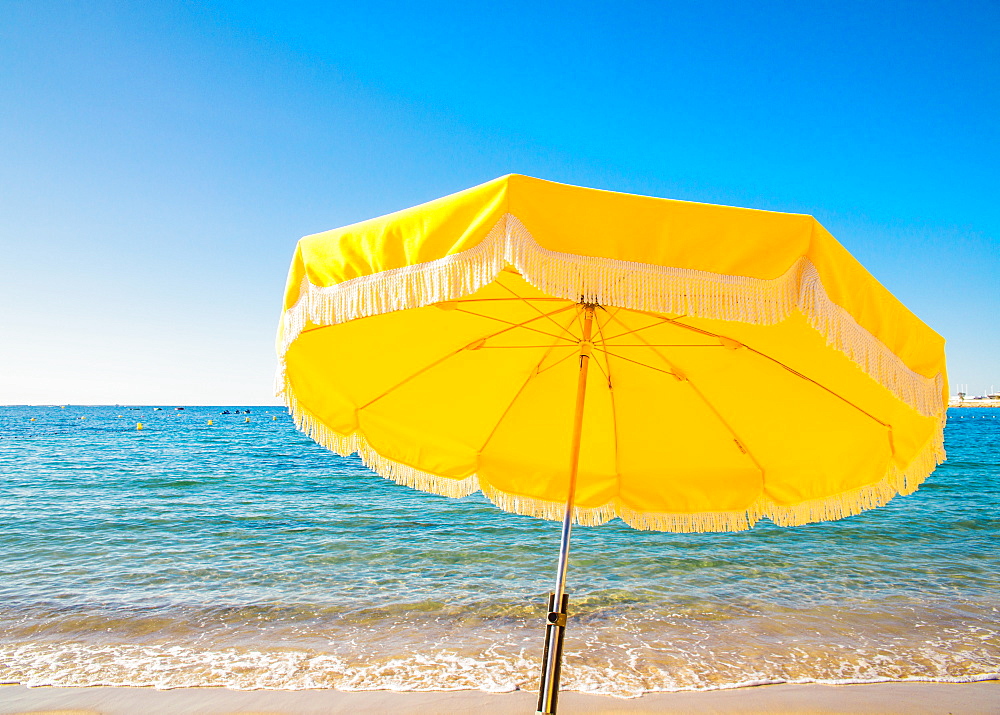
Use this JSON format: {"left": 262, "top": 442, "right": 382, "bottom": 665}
{"left": 0, "top": 405, "right": 997, "bottom": 696}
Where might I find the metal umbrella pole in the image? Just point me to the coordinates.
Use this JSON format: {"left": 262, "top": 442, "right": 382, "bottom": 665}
{"left": 537, "top": 304, "right": 595, "bottom": 715}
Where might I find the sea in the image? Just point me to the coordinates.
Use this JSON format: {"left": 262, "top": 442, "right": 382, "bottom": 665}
{"left": 0, "top": 405, "right": 997, "bottom": 696}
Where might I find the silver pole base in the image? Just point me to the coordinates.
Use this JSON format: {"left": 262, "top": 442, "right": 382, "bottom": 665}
{"left": 536, "top": 592, "right": 569, "bottom": 714}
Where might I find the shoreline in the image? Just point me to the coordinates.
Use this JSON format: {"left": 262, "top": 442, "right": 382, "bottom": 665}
{"left": 2, "top": 682, "right": 998, "bottom": 714}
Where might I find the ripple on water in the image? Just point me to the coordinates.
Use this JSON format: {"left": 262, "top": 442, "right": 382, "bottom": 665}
{"left": 0, "top": 405, "right": 997, "bottom": 693}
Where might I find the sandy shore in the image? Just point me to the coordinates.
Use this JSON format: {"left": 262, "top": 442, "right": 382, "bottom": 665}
{"left": 1, "top": 682, "right": 997, "bottom": 715}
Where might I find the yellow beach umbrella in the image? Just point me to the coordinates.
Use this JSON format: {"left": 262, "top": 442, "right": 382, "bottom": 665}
{"left": 276, "top": 175, "right": 947, "bottom": 713}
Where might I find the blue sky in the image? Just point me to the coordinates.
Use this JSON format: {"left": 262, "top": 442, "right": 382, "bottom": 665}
{"left": 1, "top": 0, "right": 997, "bottom": 404}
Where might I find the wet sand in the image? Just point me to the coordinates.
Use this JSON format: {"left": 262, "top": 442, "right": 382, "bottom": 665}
{"left": 1, "top": 682, "right": 997, "bottom": 714}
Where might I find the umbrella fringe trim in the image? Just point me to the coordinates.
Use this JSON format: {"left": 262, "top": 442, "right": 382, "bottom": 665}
{"left": 277, "top": 213, "right": 944, "bottom": 419}
{"left": 286, "top": 399, "right": 480, "bottom": 498}
{"left": 282, "top": 380, "right": 946, "bottom": 533}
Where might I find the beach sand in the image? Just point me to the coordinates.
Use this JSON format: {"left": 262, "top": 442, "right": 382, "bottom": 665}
{"left": 1, "top": 682, "right": 997, "bottom": 714}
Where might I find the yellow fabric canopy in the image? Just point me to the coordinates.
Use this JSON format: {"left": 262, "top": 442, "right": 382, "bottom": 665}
{"left": 277, "top": 174, "right": 947, "bottom": 532}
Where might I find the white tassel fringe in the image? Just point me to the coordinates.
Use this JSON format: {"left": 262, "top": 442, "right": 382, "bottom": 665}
{"left": 284, "top": 375, "right": 946, "bottom": 533}
{"left": 276, "top": 213, "right": 947, "bottom": 532}
{"left": 279, "top": 214, "right": 943, "bottom": 417}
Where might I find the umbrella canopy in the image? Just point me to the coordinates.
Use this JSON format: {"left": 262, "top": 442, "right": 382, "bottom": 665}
{"left": 277, "top": 174, "right": 947, "bottom": 533}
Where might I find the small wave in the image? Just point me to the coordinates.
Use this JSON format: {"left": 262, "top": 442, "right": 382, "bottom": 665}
{"left": 1, "top": 642, "right": 997, "bottom": 698}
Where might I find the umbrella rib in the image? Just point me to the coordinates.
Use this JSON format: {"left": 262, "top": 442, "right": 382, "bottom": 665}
{"left": 609, "top": 312, "right": 889, "bottom": 429}
{"left": 600, "top": 314, "right": 690, "bottom": 342}
{"left": 589, "top": 311, "right": 617, "bottom": 390}
{"left": 356, "top": 345, "right": 478, "bottom": 411}
{"left": 602, "top": 311, "right": 767, "bottom": 474}
{"left": 743, "top": 346, "right": 889, "bottom": 427}
{"left": 594, "top": 310, "right": 622, "bottom": 484}
{"left": 535, "top": 347, "right": 580, "bottom": 375}
{"left": 593, "top": 347, "right": 678, "bottom": 377}
{"left": 497, "top": 281, "right": 579, "bottom": 342}
{"left": 597, "top": 345, "right": 766, "bottom": 477}
{"left": 573, "top": 308, "right": 587, "bottom": 337}
{"left": 683, "top": 379, "right": 767, "bottom": 477}
{"left": 604, "top": 311, "right": 691, "bottom": 375}
{"left": 357, "top": 308, "right": 574, "bottom": 412}
{"left": 452, "top": 305, "right": 579, "bottom": 345}
{"left": 589, "top": 352, "right": 611, "bottom": 383}
{"left": 476, "top": 314, "right": 580, "bottom": 456}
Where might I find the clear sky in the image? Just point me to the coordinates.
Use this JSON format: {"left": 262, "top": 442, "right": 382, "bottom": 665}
{"left": 1, "top": 1, "right": 997, "bottom": 405}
